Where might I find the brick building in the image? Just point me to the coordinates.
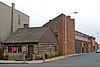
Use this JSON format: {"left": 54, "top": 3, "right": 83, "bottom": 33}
{"left": 75, "top": 31, "right": 98, "bottom": 53}
{"left": 43, "top": 13, "right": 75, "bottom": 55}
{"left": 43, "top": 13, "right": 98, "bottom": 55}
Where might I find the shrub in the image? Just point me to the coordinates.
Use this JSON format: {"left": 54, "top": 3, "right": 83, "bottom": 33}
{"left": 35, "top": 54, "right": 42, "bottom": 60}
{"left": 2, "top": 52, "right": 8, "bottom": 57}
{"left": 2, "top": 52, "right": 8, "bottom": 60}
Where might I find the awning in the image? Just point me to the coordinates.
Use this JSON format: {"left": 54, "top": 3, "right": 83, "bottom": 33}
{"left": 75, "top": 35, "right": 91, "bottom": 42}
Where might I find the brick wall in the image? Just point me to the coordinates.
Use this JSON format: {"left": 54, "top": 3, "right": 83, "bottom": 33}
{"left": 67, "top": 18, "right": 75, "bottom": 54}
{"left": 43, "top": 14, "right": 75, "bottom": 55}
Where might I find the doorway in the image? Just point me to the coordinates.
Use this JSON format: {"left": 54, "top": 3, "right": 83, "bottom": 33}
{"left": 28, "top": 45, "right": 33, "bottom": 60}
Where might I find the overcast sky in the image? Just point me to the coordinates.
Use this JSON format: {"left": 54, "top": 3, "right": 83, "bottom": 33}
{"left": 1, "top": 0, "right": 100, "bottom": 43}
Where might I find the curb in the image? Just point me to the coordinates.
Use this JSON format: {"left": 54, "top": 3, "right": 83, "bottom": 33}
{"left": 0, "top": 63, "right": 28, "bottom": 64}
{"left": 0, "top": 62, "right": 29, "bottom": 64}
{"left": 43, "top": 54, "right": 81, "bottom": 63}
{"left": 43, "top": 57, "right": 65, "bottom": 63}
{"left": 0, "top": 53, "right": 84, "bottom": 64}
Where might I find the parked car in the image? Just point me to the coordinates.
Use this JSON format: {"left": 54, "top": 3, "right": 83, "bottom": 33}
{"left": 96, "top": 49, "right": 100, "bottom": 53}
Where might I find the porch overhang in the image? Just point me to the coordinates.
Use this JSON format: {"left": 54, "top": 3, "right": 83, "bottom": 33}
{"left": 3, "top": 42, "right": 38, "bottom": 45}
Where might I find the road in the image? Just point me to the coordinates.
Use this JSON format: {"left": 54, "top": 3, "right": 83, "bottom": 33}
{"left": 0, "top": 53, "right": 100, "bottom": 67}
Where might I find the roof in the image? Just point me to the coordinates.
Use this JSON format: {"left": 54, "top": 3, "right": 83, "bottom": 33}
{"left": 4, "top": 27, "right": 49, "bottom": 44}
{"left": 43, "top": 13, "right": 65, "bottom": 27}
{"left": 75, "top": 35, "right": 91, "bottom": 42}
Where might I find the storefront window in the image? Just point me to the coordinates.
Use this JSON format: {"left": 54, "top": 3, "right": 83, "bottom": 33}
{"left": 18, "top": 46, "right": 22, "bottom": 53}
{"left": 8, "top": 46, "right": 22, "bottom": 53}
{"left": 13, "top": 46, "right": 17, "bottom": 53}
{"left": 8, "top": 46, "right": 12, "bottom": 53}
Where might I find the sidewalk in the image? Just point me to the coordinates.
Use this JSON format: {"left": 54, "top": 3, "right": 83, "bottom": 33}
{"left": 0, "top": 54, "right": 79, "bottom": 64}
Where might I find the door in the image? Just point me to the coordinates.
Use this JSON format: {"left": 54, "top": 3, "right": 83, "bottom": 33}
{"left": 75, "top": 40, "right": 82, "bottom": 53}
{"left": 28, "top": 45, "right": 33, "bottom": 60}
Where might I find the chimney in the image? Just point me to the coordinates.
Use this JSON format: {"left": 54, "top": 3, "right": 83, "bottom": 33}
{"left": 11, "top": 3, "right": 15, "bottom": 34}
{"left": 67, "top": 16, "right": 71, "bottom": 19}
{"left": 24, "top": 24, "right": 29, "bottom": 29}
{"left": 12, "top": 3, "right": 15, "bottom": 8}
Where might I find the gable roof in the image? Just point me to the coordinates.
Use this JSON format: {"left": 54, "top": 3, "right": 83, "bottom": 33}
{"left": 43, "top": 13, "right": 65, "bottom": 27}
{"left": 3, "top": 27, "right": 49, "bottom": 44}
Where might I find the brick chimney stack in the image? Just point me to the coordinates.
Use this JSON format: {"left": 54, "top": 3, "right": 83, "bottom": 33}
{"left": 24, "top": 24, "right": 29, "bottom": 29}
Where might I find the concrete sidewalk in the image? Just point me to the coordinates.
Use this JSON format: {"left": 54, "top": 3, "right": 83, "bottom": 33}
{"left": 0, "top": 54, "right": 79, "bottom": 64}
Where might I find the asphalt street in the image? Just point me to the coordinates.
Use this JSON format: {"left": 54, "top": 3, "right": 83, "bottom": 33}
{"left": 0, "top": 53, "right": 100, "bottom": 67}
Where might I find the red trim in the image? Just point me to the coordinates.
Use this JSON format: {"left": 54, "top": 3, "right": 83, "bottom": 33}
{"left": 75, "top": 35, "right": 91, "bottom": 42}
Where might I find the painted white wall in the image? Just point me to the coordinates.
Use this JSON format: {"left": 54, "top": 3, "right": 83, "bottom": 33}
{"left": 0, "top": 2, "right": 29, "bottom": 42}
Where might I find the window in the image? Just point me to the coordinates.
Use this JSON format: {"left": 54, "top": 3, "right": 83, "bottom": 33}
{"left": 53, "top": 19, "right": 59, "bottom": 27}
{"left": 18, "top": 46, "right": 22, "bottom": 53}
{"left": 8, "top": 46, "right": 12, "bottom": 53}
{"left": 13, "top": 46, "right": 17, "bottom": 53}
{"left": 18, "top": 15, "right": 21, "bottom": 25}
{"left": 54, "top": 32, "right": 58, "bottom": 37}
{"left": 8, "top": 46, "right": 22, "bottom": 53}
